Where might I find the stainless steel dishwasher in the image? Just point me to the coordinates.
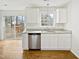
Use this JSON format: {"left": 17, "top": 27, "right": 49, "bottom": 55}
{"left": 28, "top": 33, "right": 41, "bottom": 50}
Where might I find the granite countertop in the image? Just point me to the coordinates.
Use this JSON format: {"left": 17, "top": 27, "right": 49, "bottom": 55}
{"left": 22, "top": 29, "right": 72, "bottom": 34}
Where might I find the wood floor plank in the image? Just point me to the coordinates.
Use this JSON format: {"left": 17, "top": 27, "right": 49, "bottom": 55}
{"left": 23, "top": 50, "right": 78, "bottom": 59}
{"left": 0, "top": 40, "right": 78, "bottom": 59}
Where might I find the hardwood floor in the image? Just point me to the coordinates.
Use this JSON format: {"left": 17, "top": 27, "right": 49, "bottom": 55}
{"left": 0, "top": 40, "right": 78, "bottom": 59}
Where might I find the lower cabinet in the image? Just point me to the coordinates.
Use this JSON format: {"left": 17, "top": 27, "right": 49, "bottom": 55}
{"left": 57, "top": 34, "right": 71, "bottom": 50}
{"left": 22, "top": 33, "right": 71, "bottom": 50}
{"left": 41, "top": 34, "right": 57, "bottom": 50}
{"left": 41, "top": 33, "right": 71, "bottom": 50}
{"left": 22, "top": 33, "right": 28, "bottom": 50}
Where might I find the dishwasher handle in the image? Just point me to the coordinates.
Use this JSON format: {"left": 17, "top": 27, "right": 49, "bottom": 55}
{"left": 28, "top": 33, "right": 41, "bottom": 35}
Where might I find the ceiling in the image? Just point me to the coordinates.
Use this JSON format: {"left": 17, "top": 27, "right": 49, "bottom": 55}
{"left": 0, "top": 0, "right": 71, "bottom": 10}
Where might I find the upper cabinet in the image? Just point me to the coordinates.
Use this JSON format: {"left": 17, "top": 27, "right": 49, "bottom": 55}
{"left": 25, "top": 7, "right": 68, "bottom": 27}
{"left": 40, "top": 7, "right": 68, "bottom": 26}
{"left": 26, "top": 7, "right": 40, "bottom": 24}
{"left": 56, "top": 7, "right": 67, "bottom": 23}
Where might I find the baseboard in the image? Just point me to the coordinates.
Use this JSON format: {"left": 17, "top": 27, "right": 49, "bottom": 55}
{"left": 71, "top": 50, "right": 79, "bottom": 58}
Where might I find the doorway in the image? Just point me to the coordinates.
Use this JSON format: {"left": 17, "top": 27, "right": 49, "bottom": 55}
{"left": 4, "top": 16, "right": 25, "bottom": 40}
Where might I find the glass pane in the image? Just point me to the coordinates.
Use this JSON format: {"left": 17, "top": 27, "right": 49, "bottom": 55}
{"left": 4, "top": 16, "right": 25, "bottom": 40}
{"left": 5, "top": 16, "right": 16, "bottom": 39}
{"left": 15, "top": 16, "right": 25, "bottom": 33}
{"left": 41, "top": 13, "right": 54, "bottom": 26}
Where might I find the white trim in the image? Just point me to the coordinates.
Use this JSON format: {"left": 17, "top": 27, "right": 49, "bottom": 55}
{"left": 71, "top": 50, "right": 79, "bottom": 58}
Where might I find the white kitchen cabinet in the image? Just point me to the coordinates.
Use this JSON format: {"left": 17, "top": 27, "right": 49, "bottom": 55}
{"left": 56, "top": 8, "right": 67, "bottom": 23}
{"left": 41, "top": 33, "right": 71, "bottom": 50}
{"left": 57, "top": 34, "right": 71, "bottom": 50}
{"left": 41, "top": 34, "right": 57, "bottom": 50}
{"left": 26, "top": 8, "right": 40, "bottom": 25}
{"left": 22, "top": 33, "right": 28, "bottom": 50}
{"left": 25, "top": 7, "right": 68, "bottom": 28}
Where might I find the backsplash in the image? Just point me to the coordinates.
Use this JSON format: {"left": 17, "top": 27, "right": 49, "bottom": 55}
{"left": 26, "top": 23, "right": 65, "bottom": 30}
{"left": 55, "top": 23, "right": 65, "bottom": 29}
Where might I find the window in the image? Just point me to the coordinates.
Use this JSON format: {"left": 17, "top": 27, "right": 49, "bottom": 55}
{"left": 40, "top": 7, "right": 56, "bottom": 27}
{"left": 41, "top": 13, "right": 54, "bottom": 26}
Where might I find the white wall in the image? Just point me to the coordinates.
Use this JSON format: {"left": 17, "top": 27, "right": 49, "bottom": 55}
{"left": 0, "top": 10, "right": 25, "bottom": 16}
{"left": 66, "top": 0, "right": 79, "bottom": 57}
{"left": 0, "top": 16, "right": 5, "bottom": 40}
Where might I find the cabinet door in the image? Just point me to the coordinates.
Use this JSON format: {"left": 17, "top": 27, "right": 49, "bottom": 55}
{"left": 56, "top": 8, "right": 67, "bottom": 23}
{"left": 57, "top": 34, "right": 71, "bottom": 50}
{"left": 22, "top": 33, "right": 28, "bottom": 50}
{"left": 41, "top": 34, "right": 57, "bottom": 50}
{"left": 26, "top": 8, "right": 40, "bottom": 25}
